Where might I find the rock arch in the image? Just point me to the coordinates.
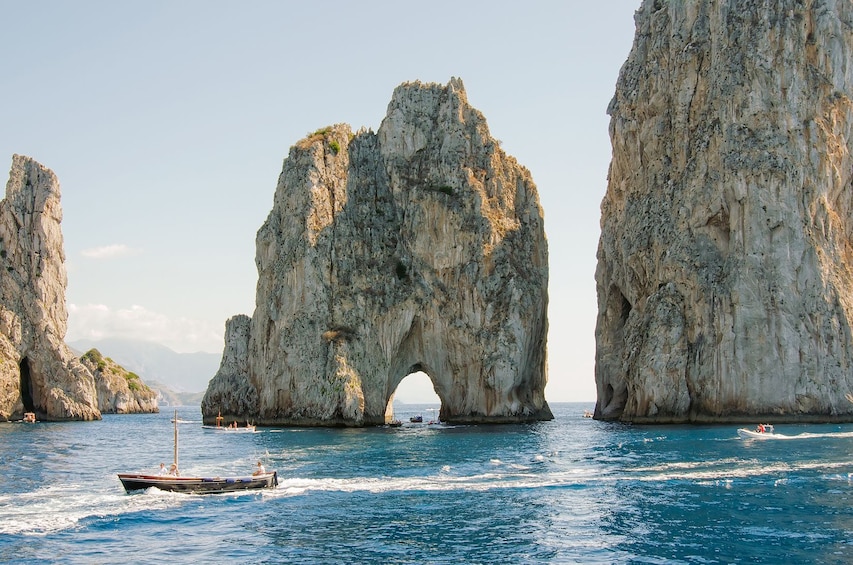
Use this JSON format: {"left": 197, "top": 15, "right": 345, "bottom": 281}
{"left": 384, "top": 367, "right": 443, "bottom": 421}
{"left": 203, "top": 79, "right": 552, "bottom": 426}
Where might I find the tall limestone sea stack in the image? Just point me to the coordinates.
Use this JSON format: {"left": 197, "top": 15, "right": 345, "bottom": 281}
{"left": 596, "top": 0, "right": 853, "bottom": 422}
{"left": 0, "top": 155, "right": 100, "bottom": 421}
{"left": 203, "top": 78, "right": 551, "bottom": 426}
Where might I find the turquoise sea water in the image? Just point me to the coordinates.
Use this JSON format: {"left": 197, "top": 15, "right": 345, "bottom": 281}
{"left": 1, "top": 402, "right": 852, "bottom": 564}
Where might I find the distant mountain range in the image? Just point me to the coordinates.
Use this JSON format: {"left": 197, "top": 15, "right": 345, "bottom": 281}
{"left": 68, "top": 338, "right": 220, "bottom": 396}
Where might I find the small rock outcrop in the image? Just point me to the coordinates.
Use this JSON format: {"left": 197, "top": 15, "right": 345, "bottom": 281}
{"left": 80, "top": 349, "right": 158, "bottom": 414}
{"left": 596, "top": 0, "right": 853, "bottom": 422}
{"left": 203, "top": 78, "right": 551, "bottom": 426}
{"left": 202, "top": 315, "right": 257, "bottom": 424}
{"left": 0, "top": 155, "right": 100, "bottom": 421}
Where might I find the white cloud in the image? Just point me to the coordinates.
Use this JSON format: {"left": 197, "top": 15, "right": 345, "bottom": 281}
{"left": 67, "top": 303, "right": 223, "bottom": 353}
{"left": 80, "top": 244, "right": 138, "bottom": 259}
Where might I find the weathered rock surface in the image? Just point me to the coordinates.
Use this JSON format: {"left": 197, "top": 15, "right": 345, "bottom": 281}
{"left": 596, "top": 0, "right": 853, "bottom": 422}
{"left": 203, "top": 78, "right": 551, "bottom": 426}
{"left": 202, "top": 315, "right": 257, "bottom": 424}
{"left": 80, "top": 349, "right": 158, "bottom": 414}
{"left": 0, "top": 155, "right": 100, "bottom": 421}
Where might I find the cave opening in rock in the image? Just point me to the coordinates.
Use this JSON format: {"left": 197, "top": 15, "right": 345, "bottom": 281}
{"left": 388, "top": 369, "right": 442, "bottom": 423}
{"left": 393, "top": 370, "right": 441, "bottom": 404}
{"left": 19, "top": 357, "right": 36, "bottom": 413}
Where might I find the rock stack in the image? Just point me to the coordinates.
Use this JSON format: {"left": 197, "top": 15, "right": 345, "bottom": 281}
{"left": 0, "top": 155, "right": 100, "bottom": 421}
{"left": 596, "top": 0, "right": 853, "bottom": 422}
{"left": 204, "top": 79, "right": 551, "bottom": 426}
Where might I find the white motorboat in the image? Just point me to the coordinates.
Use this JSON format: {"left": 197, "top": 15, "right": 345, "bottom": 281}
{"left": 737, "top": 424, "right": 775, "bottom": 439}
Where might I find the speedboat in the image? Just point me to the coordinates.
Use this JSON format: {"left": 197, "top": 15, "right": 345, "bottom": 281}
{"left": 737, "top": 424, "right": 775, "bottom": 439}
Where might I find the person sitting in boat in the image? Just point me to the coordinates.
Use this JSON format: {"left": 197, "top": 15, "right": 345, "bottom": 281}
{"left": 253, "top": 461, "right": 266, "bottom": 476}
{"left": 168, "top": 463, "right": 180, "bottom": 477}
{"left": 157, "top": 462, "right": 167, "bottom": 476}
{"left": 756, "top": 424, "right": 766, "bottom": 433}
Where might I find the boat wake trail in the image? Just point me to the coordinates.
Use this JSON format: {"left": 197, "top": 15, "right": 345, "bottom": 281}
{"left": 741, "top": 431, "right": 853, "bottom": 440}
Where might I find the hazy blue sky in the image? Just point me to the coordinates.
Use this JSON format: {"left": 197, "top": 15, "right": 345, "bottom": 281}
{"left": 1, "top": 0, "right": 639, "bottom": 401}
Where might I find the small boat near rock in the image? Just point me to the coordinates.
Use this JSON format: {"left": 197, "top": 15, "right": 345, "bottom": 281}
{"left": 202, "top": 423, "right": 257, "bottom": 433}
{"left": 22, "top": 412, "right": 36, "bottom": 423}
{"left": 201, "top": 411, "right": 256, "bottom": 432}
{"left": 737, "top": 424, "right": 776, "bottom": 439}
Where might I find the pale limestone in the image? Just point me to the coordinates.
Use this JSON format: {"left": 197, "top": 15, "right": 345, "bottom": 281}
{"left": 0, "top": 155, "right": 100, "bottom": 421}
{"left": 80, "top": 349, "right": 158, "bottom": 414}
{"left": 203, "top": 79, "right": 551, "bottom": 426}
{"left": 596, "top": 0, "right": 853, "bottom": 422}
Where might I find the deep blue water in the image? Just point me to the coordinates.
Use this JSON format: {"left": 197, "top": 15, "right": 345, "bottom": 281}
{"left": 1, "top": 402, "right": 853, "bottom": 564}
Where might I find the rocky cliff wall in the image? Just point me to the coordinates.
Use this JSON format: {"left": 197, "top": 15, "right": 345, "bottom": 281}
{"left": 80, "top": 349, "right": 158, "bottom": 414}
{"left": 0, "top": 155, "right": 100, "bottom": 421}
{"left": 202, "top": 315, "right": 257, "bottom": 424}
{"left": 596, "top": 0, "right": 853, "bottom": 422}
{"left": 203, "top": 79, "right": 551, "bottom": 426}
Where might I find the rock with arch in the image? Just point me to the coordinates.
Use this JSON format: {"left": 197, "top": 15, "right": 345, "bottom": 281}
{"left": 202, "top": 79, "right": 552, "bottom": 426}
{"left": 0, "top": 155, "right": 100, "bottom": 421}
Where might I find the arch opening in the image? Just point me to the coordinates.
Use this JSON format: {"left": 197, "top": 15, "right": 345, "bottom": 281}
{"left": 19, "top": 357, "right": 36, "bottom": 413}
{"left": 386, "top": 370, "right": 442, "bottom": 424}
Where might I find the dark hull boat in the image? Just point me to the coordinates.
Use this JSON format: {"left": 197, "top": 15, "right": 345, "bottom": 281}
{"left": 118, "top": 410, "right": 277, "bottom": 495}
{"left": 118, "top": 471, "right": 277, "bottom": 494}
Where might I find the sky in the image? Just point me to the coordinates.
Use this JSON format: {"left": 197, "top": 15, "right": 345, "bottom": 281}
{"left": 1, "top": 0, "right": 640, "bottom": 402}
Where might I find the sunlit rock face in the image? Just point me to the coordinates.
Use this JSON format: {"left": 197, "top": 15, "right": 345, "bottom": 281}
{"left": 201, "top": 314, "right": 258, "bottom": 424}
{"left": 80, "top": 349, "right": 158, "bottom": 414}
{"left": 0, "top": 155, "right": 100, "bottom": 421}
{"left": 203, "top": 79, "right": 551, "bottom": 426}
{"left": 596, "top": 0, "right": 853, "bottom": 422}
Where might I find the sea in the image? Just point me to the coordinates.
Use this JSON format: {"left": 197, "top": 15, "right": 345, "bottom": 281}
{"left": 1, "top": 402, "right": 852, "bottom": 564}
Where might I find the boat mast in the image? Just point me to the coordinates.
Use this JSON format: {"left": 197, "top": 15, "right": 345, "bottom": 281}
{"left": 173, "top": 409, "right": 178, "bottom": 469}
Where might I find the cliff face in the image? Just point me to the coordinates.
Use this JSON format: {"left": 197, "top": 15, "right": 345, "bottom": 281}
{"left": 596, "top": 0, "right": 853, "bottom": 422}
{"left": 0, "top": 155, "right": 100, "bottom": 421}
{"left": 80, "top": 349, "right": 158, "bottom": 414}
{"left": 202, "top": 315, "right": 257, "bottom": 423}
{"left": 203, "top": 78, "right": 551, "bottom": 426}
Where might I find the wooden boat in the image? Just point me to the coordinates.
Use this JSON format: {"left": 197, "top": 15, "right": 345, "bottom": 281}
{"left": 202, "top": 424, "right": 257, "bottom": 433}
{"left": 201, "top": 411, "right": 256, "bottom": 432}
{"left": 117, "top": 471, "right": 277, "bottom": 494}
{"left": 118, "top": 411, "right": 276, "bottom": 494}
